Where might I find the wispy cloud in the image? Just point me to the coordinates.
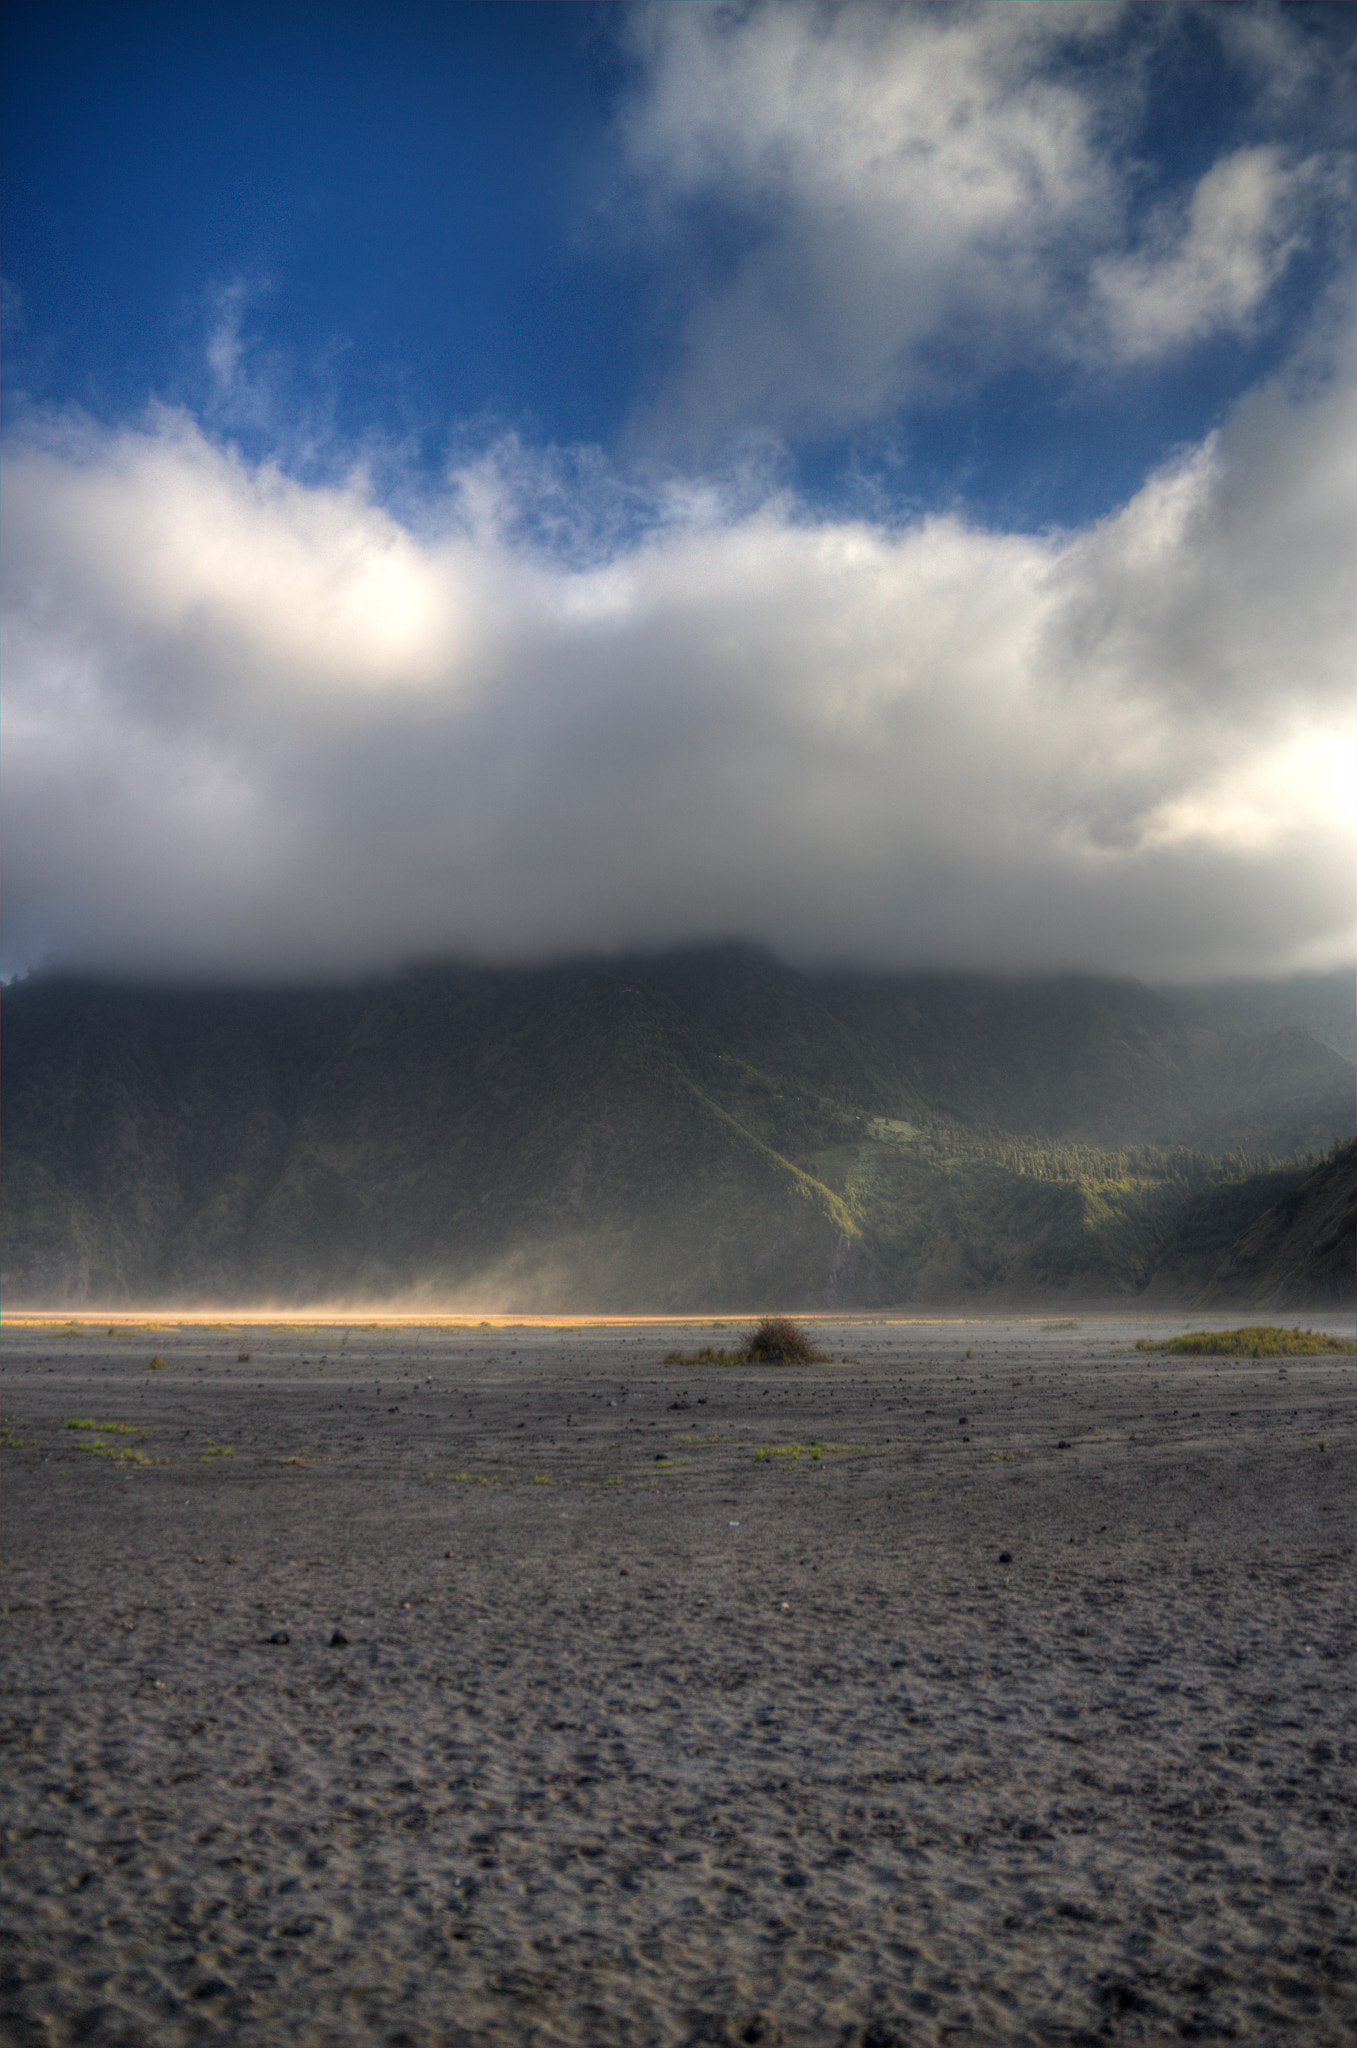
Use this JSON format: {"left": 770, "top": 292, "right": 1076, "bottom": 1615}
{"left": 616, "top": 0, "right": 1344, "bottom": 452}
{"left": 1091, "top": 146, "right": 1316, "bottom": 360}
{"left": 204, "top": 279, "right": 251, "bottom": 403}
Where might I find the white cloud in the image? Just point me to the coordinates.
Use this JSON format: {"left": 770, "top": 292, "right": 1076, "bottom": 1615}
{"left": 2, "top": 312, "right": 1351, "bottom": 985}
{"left": 614, "top": 0, "right": 1342, "bottom": 450}
{"left": 1092, "top": 147, "right": 1313, "bottom": 359}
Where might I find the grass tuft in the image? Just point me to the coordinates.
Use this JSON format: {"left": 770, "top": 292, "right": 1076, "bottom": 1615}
{"left": 1136, "top": 1325, "right": 1355, "bottom": 1358}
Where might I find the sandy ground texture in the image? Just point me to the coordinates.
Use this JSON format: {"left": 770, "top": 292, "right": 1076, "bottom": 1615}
{"left": 2, "top": 1311, "right": 1354, "bottom": 2048}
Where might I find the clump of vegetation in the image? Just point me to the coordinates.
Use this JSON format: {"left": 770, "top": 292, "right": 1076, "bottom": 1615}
{"left": 663, "top": 1316, "right": 826, "bottom": 1366}
{"left": 1136, "top": 1325, "right": 1356, "bottom": 1358}
{"left": 740, "top": 1316, "right": 824, "bottom": 1363}
{"left": 62, "top": 1419, "right": 151, "bottom": 1463}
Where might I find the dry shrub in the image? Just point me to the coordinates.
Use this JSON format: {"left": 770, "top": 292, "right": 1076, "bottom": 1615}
{"left": 740, "top": 1316, "right": 823, "bottom": 1364}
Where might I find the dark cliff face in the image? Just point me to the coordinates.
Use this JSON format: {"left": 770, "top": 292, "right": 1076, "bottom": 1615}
{"left": 2, "top": 954, "right": 1352, "bottom": 1309}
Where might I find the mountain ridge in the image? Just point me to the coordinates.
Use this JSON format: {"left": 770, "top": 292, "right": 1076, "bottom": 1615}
{"left": 3, "top": 952, "right": 1352, "bottom": 1310}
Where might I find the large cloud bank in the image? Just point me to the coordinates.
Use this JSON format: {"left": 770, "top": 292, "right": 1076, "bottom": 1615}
{"left": 3, "top": 334, "right": 1351, "bottom": 984}
{"left": 2, "top": 0, "right": 1352, "bottom": 985}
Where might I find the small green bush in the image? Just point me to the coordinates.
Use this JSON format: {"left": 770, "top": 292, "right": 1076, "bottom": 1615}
{"left": 1137, "top": 1325, "right": 1355, "bottom": 1358}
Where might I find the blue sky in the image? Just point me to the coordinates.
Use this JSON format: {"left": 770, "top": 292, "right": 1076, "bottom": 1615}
{"left": 2, "top": 0, "right": 1353, "bottom": 982}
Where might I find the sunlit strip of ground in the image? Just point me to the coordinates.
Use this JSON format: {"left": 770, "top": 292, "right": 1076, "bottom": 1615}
{"left": 2, "top": 1308, "right": 1078, "bottom": 1331}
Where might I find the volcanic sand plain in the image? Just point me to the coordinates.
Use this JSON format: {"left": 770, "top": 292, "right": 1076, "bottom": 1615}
{"left": 2, "top": 1311, "right": 1354, "bottom": 2047}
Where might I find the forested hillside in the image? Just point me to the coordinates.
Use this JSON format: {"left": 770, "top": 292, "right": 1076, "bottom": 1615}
{"left": 3, "top": 952, "right": 1352, "bottom": 1310}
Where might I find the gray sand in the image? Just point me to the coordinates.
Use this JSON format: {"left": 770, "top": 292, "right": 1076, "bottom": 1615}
{"left": 2, "top": 1313, "right": 1354, "bottom": 2046}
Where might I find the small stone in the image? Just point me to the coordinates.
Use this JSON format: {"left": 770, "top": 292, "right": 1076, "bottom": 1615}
{"left": 329, "top": 1629, "right": 349, "bottom": 1647}
{"left": 267, "top": 1630, "right": 290, "bottom": 1646}
{"left": 1057, "top": 1439, "right": 1070, "bottom": 1449}
{"left": 998, "top": 1551, "right": 1012, "bottom": 1564}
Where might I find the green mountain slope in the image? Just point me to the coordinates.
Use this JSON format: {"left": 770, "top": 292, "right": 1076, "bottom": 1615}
{"left": 1, "top": 969, "right": 872, "bottom": 1310}
{"left": 3, "top": 953, "right": 1352, "bottom": 1309}
{"left": 628, "top": 947, "right": 1354, "bottom": 1154}
{"left": 1197, "top": 1141, "right": 1357, "bottom": 1310}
